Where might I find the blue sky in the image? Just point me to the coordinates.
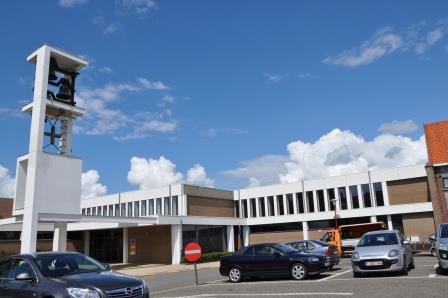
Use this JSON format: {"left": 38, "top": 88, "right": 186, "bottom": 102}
{"left": 0, "top": 0, "right": 447, "bottom": 198}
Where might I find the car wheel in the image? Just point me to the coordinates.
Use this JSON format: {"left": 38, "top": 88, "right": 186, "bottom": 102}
{"left": 409, "top": 256, "right": 415, "bottom": 270}
{"left": 353, "top": 271, "right": 362, "bottom": 278}
{"left": 290, "top": 263, "right": 308, "bottom": 280}
{"left": 401, "top": 257, "right": 408, "bottom": 275}
{"left": 228, "top": 267, "right": 242, "bottom": 283}
{"left": 437, "top": 263, "right": 447, "bottom": 275}
{"left": 329, "top": 265, "right": 334, "bottom": 271}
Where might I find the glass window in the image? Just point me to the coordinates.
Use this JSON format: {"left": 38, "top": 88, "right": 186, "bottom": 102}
{"left": 127, "top": 202, "right": 132, "bottom": 217}
{"left": 443, "top": 178, "right": 448, "bottom": 188}
{"left": 317, "top": 190, "right": 325, "bottom": 212}
{"left": 242, "top": 199, "right": 248, "bottom": 218}
{"left": 0, "top": 259, "right": 14, "bottom": 279}
{"left": 286, "top": 194, "right": 294, "bottom": 215}
{"left": 91, "top": 207, "right": 96, "bottom": 215}
{"left": 114, "top": 204, "right": 119, "bottom": 217}
{"left": 327, "top": 189, "right": 336, "bottom": 211}
{"left": 277, "top": 195, "right": 285, "bottom": 215}
{"left": 134, "top": 201, "right": 140, "bottom": 217}
{"left": 34, "top": 254, "right": 107, "bottom": 278}
{"left": 120, "top": 203, "right": 126, "bottom": 217}
{"left": 82, "top": 209, "right": 86, "bottom": 215}
{"left": 235, "top": 201, "right": 240, "bottom": 217}
{"left": 267, "top": 196, "right": 274, "bottom": 216}
{"left": 86, "top": 208, "right": 91, "bottom": 215}
{"left": 243, "top": 246, "right": 254, "bottom": 256}
{"left": 254, "top": 245, "right": 275, "bottom": 256}
{"left": 103, "top": 206, "right": 107, "bottom": 216}
{"left": 349, "top": 186, "right": 360, "bottom": 209}
{"left": 338, "top": 187, "right": 348, "bottom": 210}
{"left": 373, "top": 182, "right": 385, "bottom": 206}
{"left": 156, "top": 198, "right": 162, "bottom": 215}
{"left": 361, "top": 184, "right": 372, "bottom": 208}
{"left": 172, "top": 196, "right": 178, "bottom": 215}
{"left": 296, "top": 193, "right": 304, "bottom": 214}
{"left": 149, "top": 199, "right": 154, "bottom": 215}
{"left": 296, "top": 242, "right": 307, "bottom": 251}
{"left": 141, "top": 200, "right": 147, "bottom": 216}
{"left": 164, "top": 197, "right": 171, "bottom": 215}
{"left": 250, "top": 198, "right": 257, "bottom": 217}
{"left": 8, "top": 259, "right": 35, "bottom": 279}
{"left": 258, "top": 197, "right": 266, "bottom": 217}
{"left": 108, "top": 205, "right": 113, "bottom": 216}
{"left": 358, "top": 233, "right": 398, "bottom": 247}
{"left": 306, "top": 191, "right": 314, "bottom": 213}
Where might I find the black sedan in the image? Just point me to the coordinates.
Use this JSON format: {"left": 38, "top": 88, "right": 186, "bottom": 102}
{"left": 219, "top": 243, "right": 331, "bottom": 282}
{"left": 0, "top": 252, "right": 149, "bottom": 298}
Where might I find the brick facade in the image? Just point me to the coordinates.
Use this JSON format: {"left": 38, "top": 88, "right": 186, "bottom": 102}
{"left": 424, "top": 120, "right": 448, "bottom": 165}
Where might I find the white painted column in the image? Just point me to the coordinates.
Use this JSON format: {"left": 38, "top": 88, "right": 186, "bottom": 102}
{"left": 387, "top": 215, "right": 393, "bottom": 230}
{"left": 243, "top": 226, "right": 250, "bottom": 246}
{"left": 84, "top": 231, "right": 90, "bottom": 256}
{"left": 272, "top": 196, "right": 278, "bottom": 216}
{"left": 52, "top": 222, "right": 67, "bottom": 252}
{"left": 123, "top": 228, "right": 129, "bottom": 264}
{"left": 382, "top": 181, "right": 390, "bottom": 206}
{"left": 345, "top": 186, "right": 352, "bottom": 209}
{"left": 312, "top": 190, "right": 318, "bottom": 213}
{"left": 227, "top": 226, "right": 235, "bottom": 252}
{"left": 303, "top": 221, "right": 309, "bottom": 240}
{"left": 171, "top": 224, "right": 182, "bottom": 265}
{"left": 334, "top": 188, "right": 341, "bottom": 211}
{"left": 357, "top": 185, "right": 364, "bottom": 209}
{"left": 370, "top": 216, "right": 377, "bottom": 223}
{"left": 21, "top": 208, "right": 39, "bottom": 253}
{"left": 59, "top": 116, "right": 73, "bottom": 155}
{"left": 264, "top": 197, "right": 269, "bottom": 217}
{"left": 255, "top": 198, "right": 260, "bottom": 218}
{"left": 323, "top": 189, "right": 329, "bottom": 212}
{"left": 283, "top": 195, "right": 288, "bottom": 215}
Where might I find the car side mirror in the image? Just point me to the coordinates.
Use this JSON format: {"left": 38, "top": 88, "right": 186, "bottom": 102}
{"left": 15, "top": 272, "right": 35, "bottom": 282}
{"left": 402, "top": 240, "right": 410, "bottom": 246}
{"left": 103, "top": 263, "right": 111, "bottom": 270}
{"left": 429, "top": 234, "right": 437, "bottom": 242}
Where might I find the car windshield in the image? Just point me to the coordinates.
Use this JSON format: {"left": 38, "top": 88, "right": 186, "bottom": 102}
{"left": 273, "top": 243, "right": 298, "bottom": 253}
{"left": 34, "top": 254, "right": 107, "bottom": 277}
{"left": 441, "top": 225, "right": 448, "bottom": 238}
{"left": 358, "top": 233, "right": 398, "bottom": 247}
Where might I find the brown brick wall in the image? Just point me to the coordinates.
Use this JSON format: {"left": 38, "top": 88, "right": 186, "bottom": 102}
{"left": 0, "top": 198, "right": 13, "bottom": 219}
{"left": 127, "top": 225, "right": 172, "bottom": 264}
{"left": 424, "top": 121, "right": 448, "bottom": 165}
{"left": 387, "top": 177, "right": 430, "bottom": 205}
{"left": 402, "top": 212, "right": 436, "bottom": 241}
{"left": 187, "top": 196, "right": 234, "bottom": 217}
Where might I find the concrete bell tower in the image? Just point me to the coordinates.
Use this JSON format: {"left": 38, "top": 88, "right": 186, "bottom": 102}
{"left": 13, "top": 45, "right": 87, "bottom": 253}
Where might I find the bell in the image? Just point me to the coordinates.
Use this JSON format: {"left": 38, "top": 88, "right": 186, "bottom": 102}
{"left": 56, "top": 78, "right": 72, "bottom": 100}
{"left": 48, "top": 57, "right": 58, "bottom": 81}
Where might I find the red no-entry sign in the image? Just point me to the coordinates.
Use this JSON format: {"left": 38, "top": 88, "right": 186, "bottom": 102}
{"left": 184, "top": 242, "right": 202, "bottom": 262}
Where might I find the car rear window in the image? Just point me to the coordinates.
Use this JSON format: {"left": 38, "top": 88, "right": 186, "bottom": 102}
{"left": 358, "top": 233, "right": 398, "bottom": 247}
{"left": 310, "top": 240, "right": 329, "bottom": 247}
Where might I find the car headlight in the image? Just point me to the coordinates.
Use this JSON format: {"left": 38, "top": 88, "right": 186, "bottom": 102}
{"left": 141, "top": 278, "right": 149, "bottom": 291}
{"left": 66, "top": 288, "right": 100, "bottom": 298}
{"left": 352, "top": 252, "right": 360, "bottom": 259}
{"left": 388, "top": 250, "right": 399, "bottom": 257}
{"left": 438, "top": 243, "right": 448, "bottom": 250}
{"left": 308, "top": 257, "right": 320, "bottom": 262}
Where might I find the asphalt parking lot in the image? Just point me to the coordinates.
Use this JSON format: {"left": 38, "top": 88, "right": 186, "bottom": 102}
{"left": 149, "top": 256, "right": 448, "bottom": 298}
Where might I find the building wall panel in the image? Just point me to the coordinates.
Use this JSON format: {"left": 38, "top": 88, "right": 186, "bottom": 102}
{"left": 128, "top": 225, "right": 171, "bottom": 264}
{"left": 387, "top": 178, "right": 430, "bottom": 205}
{"left": 402, "top": 212, "right": 435, "bottom": 241}
{"left": 187, "top": 196, "right": 234, "bottom": 217}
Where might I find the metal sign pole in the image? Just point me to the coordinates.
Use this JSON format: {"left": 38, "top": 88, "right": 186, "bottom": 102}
{"left": 194, "top": 263, "right": 199, "bottom": 285}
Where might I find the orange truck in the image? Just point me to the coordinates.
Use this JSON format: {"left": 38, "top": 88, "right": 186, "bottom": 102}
{"left": 320, "top": 222, "right": 386, "bottom": 256}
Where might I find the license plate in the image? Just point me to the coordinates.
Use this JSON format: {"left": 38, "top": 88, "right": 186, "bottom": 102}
{"left": 365, "top": 261, "right": 382, "bottom": 266}
{"left": 324, "top": 262, "right": 330, "bottom": 266}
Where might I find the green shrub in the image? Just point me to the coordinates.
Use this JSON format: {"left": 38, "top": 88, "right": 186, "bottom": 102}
{"left": 182, "top": 251, "right": 232, "bottom": 264}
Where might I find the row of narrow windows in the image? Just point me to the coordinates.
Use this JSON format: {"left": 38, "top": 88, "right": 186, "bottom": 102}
{"left": 236, "top": 183, "right": 385, "bottom": 218}
{"left": 81, "top": 196, "right": 179, "bottom": 217}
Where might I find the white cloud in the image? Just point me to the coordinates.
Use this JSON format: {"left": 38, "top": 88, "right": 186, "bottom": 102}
{"left": 186, "top": 164, "right": 214, "bottom": 187}
{"left": 264, "top": 73, "right": 283, "bottom": 82}
{"left": 119, "top": 0, "right": 157, "bottom": 15}
{"left": 379, "top": 120, "right": 419, "bottom": 135}
{"left": 127, "top": 157, "right": 215, "bottom": 189}
{"left": 163, "top": 94, "right": 175, "bottom": 103}
{"left": 59, "top": 0, "right": 86, "bottom": 8}
{"left": 322, "top": 27, "right": 403, "bottom": 67}
{"left": 248, "top": 177, "right": 261, "bottom": 188}
{"left": 202, "top": 128, "right": 248, "bottom": 138}
{"left": 74, "top": 78, "right": 176, "bottom": 140}
{"left": 92, "top": 16, "right": 122, "bottom": 35}
{"left": 323, "top": 19, "right": 448, "bottom": 67}
{"left": 0, "top": 107, "right": 24, "bottom": 119}
{"left": 223, "top": 129, "right": 427, "bottom": 187}
{"left": 127, "top": 156, "right": 183, "bottom": 189}
{"left": 0, "top": 164, "right": 15, "bottom": 198}
{"left": 81, "top": 170, "right": 107, "bottom": 200}
{"left": 222, "top": 155, "right": 289, "bottom": 186}
{"left": 297, "top": 73, "right": 315, "bottom": 79}
{"left": 98, "top": 66, "right": 114, "bottom": 74}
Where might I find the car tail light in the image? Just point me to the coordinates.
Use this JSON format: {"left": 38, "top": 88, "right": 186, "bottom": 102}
{"left": 325, "top": 249, "right": 333, "bottom": 256}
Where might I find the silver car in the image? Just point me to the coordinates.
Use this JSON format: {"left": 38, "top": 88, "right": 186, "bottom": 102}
{"left": 351, "top": 230, "right": 414, "bottom": 277}
{"left": 436, "top": 223, "right": 448, "bottom": 272}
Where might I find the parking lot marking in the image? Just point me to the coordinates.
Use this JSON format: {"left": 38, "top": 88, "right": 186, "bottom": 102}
{"left": 159, "top": 293, "right": 354, "bottom": 298}
{"left": 429, "top": 274, "right": 437, "bottom": 278}
{"left": 319, "top": 269, "right": 353, "bottom": 281}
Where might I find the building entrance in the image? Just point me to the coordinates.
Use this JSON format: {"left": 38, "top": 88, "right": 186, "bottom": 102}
{"left": 89, "top": 229, "right": 123, "bottom": 262}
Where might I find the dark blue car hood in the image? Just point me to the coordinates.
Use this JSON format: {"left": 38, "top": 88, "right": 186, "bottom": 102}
{"left": 52, "top": 271, "right": 142, "bottom": 291}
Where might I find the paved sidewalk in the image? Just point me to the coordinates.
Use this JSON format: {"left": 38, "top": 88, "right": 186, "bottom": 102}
{"left": 111, "top": 261, "right": 220, "bottom": 277}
